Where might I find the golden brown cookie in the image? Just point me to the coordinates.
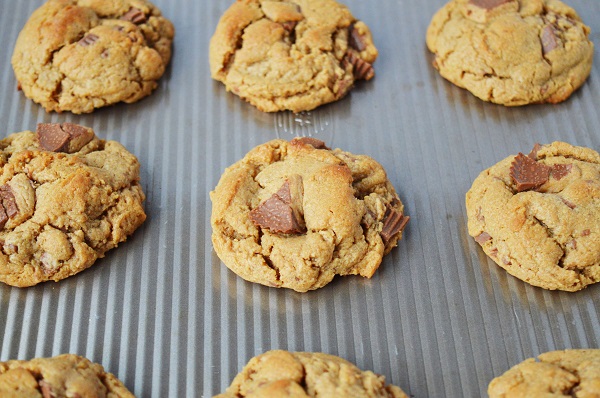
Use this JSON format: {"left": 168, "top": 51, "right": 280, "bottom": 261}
{"left": 210, "top": 138, "right": 409, "bottom": 292}
{"left": 209, "top": 0, "right": 378, "bottom": 112}
{"left": 466, "top": 142, "right": 600, "bottom": 291}
{"left": 0, "top": 123, "right": 146, "bottom": 287}
{"left": 215, "top": 350, "right": 408, "bottom": 398}
{"left": 426, "top": 0, "right": 594, "bottom": 105}
{"left": 488, "top": 349, "right": 600, "bottom": 397}
{"left": 0, "top": 354, "right": 134, "bottom": 398}
{"left": 12, "top": 0, "right": 175, "bottom": 114}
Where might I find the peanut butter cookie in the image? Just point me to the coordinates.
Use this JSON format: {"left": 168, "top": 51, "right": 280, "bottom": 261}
{"left": 209, "top": 0, "right": 378, "bottom": 112}
{"left": 12, "top": 0, "right": 174, "bottom": 114}
{"left": 488, "top": 349, "right": 600, "bottom": 397}
{"left": 466, "top": 142, "right": 600, "bottom": 291}
{"left": 216, "top": 350, "right": 407, "bottom": 398}
{"left": 0, "top": 354, "right": 134, "bottom": 397}
{"left": 210, "top": 138, "right": 409, "bottom": 292}
{"left": 0, "top": 123, "right": 146, "bottom": 287}
{"left": 426, "top": 0, "right": 594, "bottom": 105}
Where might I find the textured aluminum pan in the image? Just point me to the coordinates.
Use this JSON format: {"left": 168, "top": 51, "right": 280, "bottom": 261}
{"left": 0, "top": 0, "right": 599, "bottom": 397}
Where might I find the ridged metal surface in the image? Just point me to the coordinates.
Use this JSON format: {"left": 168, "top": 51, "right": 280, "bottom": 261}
{"left": 0, "top": 0, "right": 599, "bottom": 397}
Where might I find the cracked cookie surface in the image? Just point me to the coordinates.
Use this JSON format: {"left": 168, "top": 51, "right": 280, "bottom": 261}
{"left": 488, "top": 349, "right": 600, "bottom": 397}
{"left": 209, "top": 0, "right": 378, "bottom": 113}
{"left": 0, "top": 354, "right": 134, "bottom": 398}
{"left": 12, "top": 0, "right": 175, "bottom": 114}
{"left": 0, "top": 124, "right": 146, "bottom": 287}
{"left": 466, "top": 142, "right": 600, "bottom": 291}
{"left": 210, "top": 138, "right": 408, "bottom": 292}
{"left": 426, "top": 0, "right": 594, "bottom": 105}
{"left": 215, "top": 350, "right": 408, "bottom": 398}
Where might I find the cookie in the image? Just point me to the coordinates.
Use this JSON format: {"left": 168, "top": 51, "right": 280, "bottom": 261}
{"left": 216, "top": 350, "right": 408, "bottom": 398}
{"left": 488, "top": 349, "right": 600, "bottom": 397}
{"left": 426, "top": 0, "right": 594, "bottom": 105}
{"left": 466, "top": 142, "right": 600, "bottom": 291}
{"left": 209, "top": 0, "right": 378, "bottom": 113}
{"left": 210, "top": 138, "right": 409, "bottom": 292}
{"left": 0, "top": 123, "right": 146, "bottom": 287}
{"left": 12, "top": 0, "right": 175, "bottom": 114}
{"left": 0, "top": 354, "right": 134, "bottom": 398}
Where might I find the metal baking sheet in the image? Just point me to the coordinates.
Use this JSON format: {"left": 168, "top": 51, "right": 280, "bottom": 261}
{"left": 0, "top": 0, "right": 599, "bottom": 396}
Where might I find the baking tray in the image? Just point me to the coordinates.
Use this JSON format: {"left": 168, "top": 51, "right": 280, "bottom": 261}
{"left": 0, "top": 0, "right": 599, "bottom": 396}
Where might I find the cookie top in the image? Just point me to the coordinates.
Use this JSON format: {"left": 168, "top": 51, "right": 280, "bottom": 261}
{"left": 216, "top": 350, "right": 408, "bottom": 398}
{"left": 0, "top": 354, "right": 134, "bottom": 398}
{"left": 210, "top": 138, "right": 409, "bottom": 292}
{"left": 209, "top": 0, "right": 378, "bottom": 113}
{"left": 12, "top": 0, "right": 175, "bottom": 114}
{"left": 0, "top": 123, "right": 146, "bottom": 287}
{"left": 466, "top": 142, "right": 600, "bottom": 291}
{"left": 488, "top": 349, "right": 600, "bottom": 397}
{"left": 426, "top": 0, "right": 594, "bottom": 105}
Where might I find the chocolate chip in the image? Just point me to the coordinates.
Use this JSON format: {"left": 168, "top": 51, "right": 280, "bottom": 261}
{"left": 348, "top": 24, "right": 366, "bottom": 52}
{"left": 489, "top": 248, "right": 499, "bottom": 257}
{"left": 345, "top": 51, "right": 374, "bottom": 81}
{"left": 551, "top": 164, "right": 572, "bottom": 180}
{"left": 37, "top": 123, "right": 94, "bottom": 153}
{"left": 78, "top": 33, "right": 99, "bottom": 47}
{"left": 0, "top": 183, "right": 20, "bottom": 231}
{"left": 560, "top": 197, "right": 576, "bottom": 209}
{"left": 380, "top": 206, "right": 409, "bottom": 245}
{"left": 510, "top": 153, "right": 550, "bottom": 192}
{"left": 0, "top": 208, "right": 7, "bottom": 230}
{"left": 476, "top": 207, "right": 485, "bottom": 222}
{"left": 0, "top": 185, "right": 18, "bottom": 220}
{"left": 250, "top": 180, "right": 306, "bottom": 234}
{"left": 17, "top": 82, "right": 22, "bottom": 91}
{"left": 293, "top": 137, "right": 329, "bottom": 149}
{"left": 475, "top": 232, "right": 492, "bottom": 244}
{"left": 582, "top": 229, "right": 591, "bottom": 236}
{"left": 121, "top": 7, "right": 147, "bottom": 24}
{"left": 528, "top": 143, "right": 543, "bottom": 160}
{"left": 281, "top": 21, "right": 297, "bottom": 32}
{"left": 39, "top": 380, "right": 54, "bottom": 398}
{"left": 541, "top": 25, "right": 560, "bottom": 55}
{"left": 469, "top": 0, "right": 513, "bottom": 10}
{"left": 568, "top": 239, "right": 577, "bottom": 250}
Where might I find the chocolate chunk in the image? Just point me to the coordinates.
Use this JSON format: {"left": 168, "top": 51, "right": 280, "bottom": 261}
{"left": 121, "top": 7, "right": 147, "bottom": 24}
{"left": 348, "top": 24, "right": 366, "bottom": 52}
{"left": 541, "top": 25, "right": 560, "bottom": 55}
{"left": 469, "top": 0, "right": 513, "bottom": 10}
{"left": 0, "top": 208, "right": 7, "bottom": 230}
{"left": 250, "top": 180, "right": 306, "bottom": 234}
{"left": 510, "top": 153, "right": 550, "bottom": 192}
{"left": 346, "top": 51, "right": 374, "bottom": 81}
{"left": 380, "top": 206, "right": 409, "bottom": 245}
{"left": 61, "top": 123, "right": 95, "bottom": 152}
{"left": 78, "top": 33, "right": 99, "bottom": 47}
{"left": 560, "top": 197, "right": 576, "bottom": 209}
{"left": 37, "top": 123, "right": 70, "bottom": 152}
{"left": 551, "top": 164, "right": 572, "bottom": 180}
{"left": 39, "top": 380, "right": 54, "bottom": 398}
{"left": 0, "top": 185, "right": 18, "bottom": 219}
{"left": 476, "top": 207, "right": 485, "bottom": 222}
{"left": 37, "top": 123, "right": 94, "bottom": 153}
{"left": 475, "top": 232, "right": 492, "bottom": 244}
{"left": 582, "top": 229, "right": 591, "bottom": 236}
{"left": 294, "top": 137, "right": 329, "bottom": 149}
{"left": 281, "top": 21, "right": 297, "bottom": 32}
{"left": 528, "top": 143, "right": 543, "bottom": 160}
